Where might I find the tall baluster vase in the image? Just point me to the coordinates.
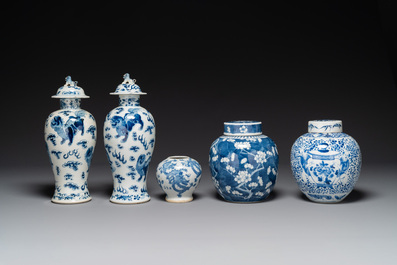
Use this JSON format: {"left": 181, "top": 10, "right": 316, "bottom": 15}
{"left": 44, "top": 76, "right": 97, "bottom": 204}
{"left": 104, "top": 74, "right": 155, "bottom": 204}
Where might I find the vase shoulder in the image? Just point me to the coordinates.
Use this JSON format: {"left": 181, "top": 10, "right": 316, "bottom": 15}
{"left": 104, "top": 105, "right": 155, "bottom": 145}
{"left": 106, "top": 105, "right": 152, "bottom": 117}
{"left": 45, "top": 108, "right": 97, "bottom": 144}
{"left": 300, "top": 132, "right": 352, "bottom": 139}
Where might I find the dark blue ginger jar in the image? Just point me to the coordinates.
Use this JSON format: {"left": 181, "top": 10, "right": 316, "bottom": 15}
{"left": 209, "top": 121, "right": 279, "bottom": 203}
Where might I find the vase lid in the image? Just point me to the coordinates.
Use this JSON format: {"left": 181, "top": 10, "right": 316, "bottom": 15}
{"left": 52, "top": 76, "right": 89, "bottom": 98}
{"left": 224, "top": 121, "right": 262, "bottom": 136}
{"left": 308, "top": 120, "right": 342, "bottom": 133}
{"left": 110, "top": 73, "right": 147, "bottom": 95}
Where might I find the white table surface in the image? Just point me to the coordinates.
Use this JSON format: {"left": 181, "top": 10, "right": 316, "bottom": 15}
{"left": 1, "top": 164, "right": 396, "bottom": 265}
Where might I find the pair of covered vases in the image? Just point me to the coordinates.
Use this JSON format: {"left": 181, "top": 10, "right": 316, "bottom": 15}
{"left": 44, "top": 75, "right": 362, "bottom": 205}
{"left": 44, "top": 75, "right": 202, "bottom": 204}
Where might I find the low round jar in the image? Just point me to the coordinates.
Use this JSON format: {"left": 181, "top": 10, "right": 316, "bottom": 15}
{"left": 209, "top": 121, "right": 279, "bottom": 203}
{"left": 156, "top": 156, "right": 202, "bottom": 203}
{"left": 290, "top": 120, "right": 362, "bottom": 203}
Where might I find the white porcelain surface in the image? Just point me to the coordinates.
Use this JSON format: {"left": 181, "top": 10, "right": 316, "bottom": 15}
{"left": 104, "top": 74, "right": 155, "bottom": 204}
{"left": 44, "top": 77, "right": 96, "bottom": 204}
{"left": 156, "top": 156, "right": 202, "bottom": 203}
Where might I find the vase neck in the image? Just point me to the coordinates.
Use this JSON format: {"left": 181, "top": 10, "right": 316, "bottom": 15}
{"left": 224, "top": 121, "right": 262, "bottom": 136}
{"left": 60, "top": 98, "right": 81, "bottom": 109}
{"left": 119, "top": 95, "right": 140, "bottom": 107}
{"left": 308, "top": 120, "right": 343, "bottom": 133}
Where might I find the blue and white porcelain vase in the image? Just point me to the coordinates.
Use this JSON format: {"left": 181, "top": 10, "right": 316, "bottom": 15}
{"left": 156, "top": 156, "right": 202, "bottom": 203}
{"left": 104, "top": 74, "right": 155, "bottom": 204}
{"left": 291, "top": 120, "right": 361, "bottom": 203}
{"left": 209, "top": 121, "right": 279, "bottom": 203}
{"left": 44, "top": 76, "right": 97, "bottom": 204}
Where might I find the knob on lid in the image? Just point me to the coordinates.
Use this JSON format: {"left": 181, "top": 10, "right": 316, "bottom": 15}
{"left": 110, "top": 73, "right": 147, "bottom": 95}
{"left": 52, "top": 76, "right": 89, "bottom": 98}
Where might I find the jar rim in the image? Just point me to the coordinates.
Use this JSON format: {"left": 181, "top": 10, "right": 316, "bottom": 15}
{"left": 308, "top": 120, "right": 343, "bottom": 133}
{"left": 223, "top": 120, "right": 262, "bottom": 136}
{"left": 167, "top": 156, "right": 189, "bottom": 160}
{"left": 309, "top": 119, "right": 342, "bottom": 123}
{"left": 224, "top": 120, "right": 261, "bottom": 125}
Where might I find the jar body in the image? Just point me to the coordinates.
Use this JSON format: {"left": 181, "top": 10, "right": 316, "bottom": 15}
{"left": 156, "top": 156, "right": 202, "bottom": 203}
{"left": 44, "top": 108, "right": 96, "bottom": 203}
{"left": 209, "top": 126, "right": 279, "bottom": 203}
{"left": 291, "top": 129, "right": 361, "bottom": 203}
{"left": 104, "top": 105, "right": 155, "bottom": 204}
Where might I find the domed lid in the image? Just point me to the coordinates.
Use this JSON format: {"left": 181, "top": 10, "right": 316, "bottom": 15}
{"left": 52, "top": 76, "right": 89, "bottom": 99}
{"left": 110, "top": 73, "right": 147, "bottom": 95}
{"left": 224, "top": 121, "right": 262, "bottom": 136}
{"left": 308, "top": 120, "right": 342, "bottom": 133}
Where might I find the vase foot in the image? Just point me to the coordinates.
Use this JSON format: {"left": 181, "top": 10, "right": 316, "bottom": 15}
{"left": 51, "top": 197, "right": 92, "bottom": 204}
{"left": 110, "top": 196, "right": 151, "bottom": 204}
{"left": 305, "top": 193, "right": 348, "bottom": 203}
{"left": 220, "top": 192, "right": 271, "bottom": 203}
{"left": 222, "top": 198, "right": 267, "bottom": 204}
{"left": 165, "top": 196, "right": 193, "bottom": 203}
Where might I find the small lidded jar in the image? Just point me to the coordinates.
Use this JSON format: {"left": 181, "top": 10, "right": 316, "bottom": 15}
{"left": 209, "top": 121, "right": 279, "bottom": 203}
{"left": 291, "top": 119, "right": 362, "bottom": 203}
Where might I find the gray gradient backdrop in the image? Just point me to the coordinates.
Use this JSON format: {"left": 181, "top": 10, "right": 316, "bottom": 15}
{"left": 1, "top": 1, "right": 396, "bottom": 264}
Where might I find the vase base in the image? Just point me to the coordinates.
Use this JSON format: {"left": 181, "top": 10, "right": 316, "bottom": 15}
{"left": 110, "top": 197, "right": 151, "bottom": 205}
{"left": 304, "top": 193, "right": 348, "bottom": 203}
{"left": 165, "top": 196, "right": 193, "bottom": 203}
{"left": 222, "top": 195, "right": 270, "bottom": 204}
{"left": 223, "top": 198, "right": 267, "bottom": 204}
{"left": 51, "top": 197, "right": 92, "bottom": 204}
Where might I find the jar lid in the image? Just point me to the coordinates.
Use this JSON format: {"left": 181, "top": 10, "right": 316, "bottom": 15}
{"left": 308, "top": 120, "right": 342, "bottom": 133}
{"left": 224, "top": 121, "right": 262, "bottom": 136}
{"left": 52, "top": 76, "right": 89, "bottom": 98}
{"left": 110, "top": 73, "right": 147, "bottom": 95}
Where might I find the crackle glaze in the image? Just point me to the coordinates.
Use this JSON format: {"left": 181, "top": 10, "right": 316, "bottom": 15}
{"left": 209, "top": 121, "right": 279, "bottom": 203}
{"left": 156, "top": 156, "right": 202, "bottom": 203}
{"left": 104, "top": 74, "right": 155, "bottom": 204}
{"left": 44, "top": 76, "right": 96, "bottom": 204}
{"left": 291, "top": 120, "right": 361, "bottom": 203}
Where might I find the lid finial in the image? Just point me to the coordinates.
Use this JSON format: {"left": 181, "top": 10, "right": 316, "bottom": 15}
{"left": 65, "top": 76, "right": 77, "bottom": 87}
{"left": 110, "top": 73, "right": 147, "bottom": 95}
{"left": 51, "top": 76, "right": 89, "bottom": 99}
{"left": 123, "top": 73, "right": 130, "bottom": 80}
